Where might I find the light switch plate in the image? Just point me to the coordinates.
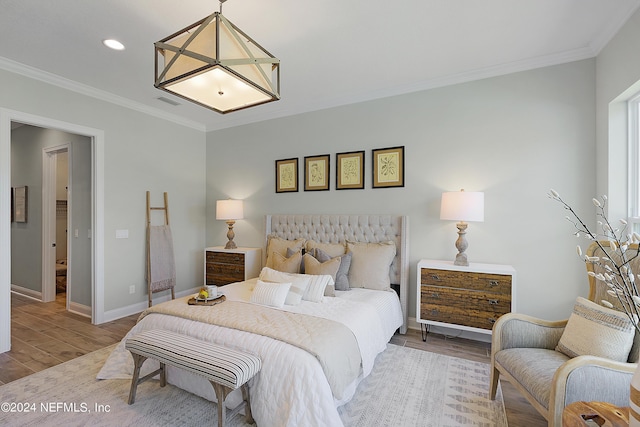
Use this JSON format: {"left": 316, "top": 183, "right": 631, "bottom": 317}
{"left": 115, "top": 229, "right": 129, "bottom": 239}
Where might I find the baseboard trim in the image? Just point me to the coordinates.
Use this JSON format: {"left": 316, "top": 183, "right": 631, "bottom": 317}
{"left": 11, "top": 284, "right": 42, "bottom": 301}
{"left": 68, "top": 301, "right": 91, "bottom": 318}
{"left": 100, "top": 286, "right": 201, "bottom": 324}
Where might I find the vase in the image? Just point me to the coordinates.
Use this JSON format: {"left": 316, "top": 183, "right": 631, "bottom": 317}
{"left": 631, "top": 365, "right": 640, "bottom": 426}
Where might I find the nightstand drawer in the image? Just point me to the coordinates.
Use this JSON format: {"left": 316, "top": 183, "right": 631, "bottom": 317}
{"left": 206, "top": 251, "right": 244, "bottom": 265}
{"left": 420, "top": 285, "right": 510, "bottom": 314}
{"left": 204, "top": 247, "right": 262, "bottom": 287}
{"left": 420, "top": 304, "right": 501, "bottom": 330}
{"left": 421, "top": 268, "right": 511, "bottom": 295}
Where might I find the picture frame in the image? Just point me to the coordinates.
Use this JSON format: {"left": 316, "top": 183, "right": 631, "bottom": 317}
{"left": 304, "top": 154, "right": 330, "bottom": 191}
{"left": 14, "top": 186, "right": 28, "bottom": 222}
{"left": 336, "top": 150, "right": 365, "bottom": 190}
{"left": 275, "top": 158, "right": 299, "bottom": 193}
{"left": 372, "top": 146, "right": 405, "bottom": 188}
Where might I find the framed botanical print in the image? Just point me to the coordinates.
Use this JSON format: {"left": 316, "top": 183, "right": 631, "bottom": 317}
{"left": 372, "top": 146, "right": 404, "bottom": 188}
{"left": 275, "top": 158, "right": 298, "bottom": 193}
{"left": 14, "top": 186, "right": 28, "bottom": 222}
{"left": 304, "top": 154, "right": 330, "bottom": 191}
{"left": 336, "top": 150, "right": 364, "bottom": 190}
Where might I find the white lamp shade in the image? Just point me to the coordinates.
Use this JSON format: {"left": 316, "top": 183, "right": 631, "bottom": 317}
{"left": 216, "top": 199, "right": 244, "bottom": 220}
{"left": 440, "top": 190, "right": 484, "bottom": 222}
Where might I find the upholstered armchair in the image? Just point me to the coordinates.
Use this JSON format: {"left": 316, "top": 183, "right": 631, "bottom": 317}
{"left": 489, "top": 241, "right": 639, "bottom": 427}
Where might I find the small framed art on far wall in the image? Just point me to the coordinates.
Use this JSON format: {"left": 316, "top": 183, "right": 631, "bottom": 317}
{"left": 372, "top": 146, "right": 404, "bottom": 188}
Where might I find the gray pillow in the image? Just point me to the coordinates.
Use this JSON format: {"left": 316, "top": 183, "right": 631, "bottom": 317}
{"left": 315, "top": 248, "right": 351, "bottom": 291}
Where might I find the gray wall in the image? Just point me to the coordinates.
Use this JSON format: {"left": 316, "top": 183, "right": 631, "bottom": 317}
{"left": 206, "top": 59, "right": 596, "bottom": 323}
{"left": 1, "top": 67, "right": 206, "bottom": 316}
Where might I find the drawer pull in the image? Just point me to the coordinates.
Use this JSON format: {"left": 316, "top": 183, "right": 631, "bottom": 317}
{"left": 488, "top": 299, "right": 499, "bottom": 305}
{"left": 488, "top": 318, "right": 496, "bottom": 324}
{"left": 430, "top": 309, "right": 439, "bottom": 316}
{"left": 430, "top": 274, "right": 440, "bottom": 281}
{"left": 489, "top": 280, "right": 499, "bottom": 287}
{"left": 430, "top": 292, "right": 440, "bottom": 299}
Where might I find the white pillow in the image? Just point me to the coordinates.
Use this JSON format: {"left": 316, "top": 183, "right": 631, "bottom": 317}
{"left": 556, "top": 296, "right": 636, "bottom": 362}
{"left": 250, "top": 279, "right": 291, "bottom": 308}
{"left": 258, "top": 267, "right": 311, "bottom": 305}
{"left": 346, "top": 240, "right": 396, "bottom": 291}
{"left": 259, "top": 267, "right": 332, "bottom": 303}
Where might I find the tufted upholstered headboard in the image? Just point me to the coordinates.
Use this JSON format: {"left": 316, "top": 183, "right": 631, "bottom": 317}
{"left": 265, "top": 214, "right": 409, "bottom": 334}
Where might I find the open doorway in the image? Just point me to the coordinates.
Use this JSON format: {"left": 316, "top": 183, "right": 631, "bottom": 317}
{"left": 1, "top": 110, "right": 107, "bottom": 353}
{"left": 11, "top": 125, "right": 91, "bottom": 317}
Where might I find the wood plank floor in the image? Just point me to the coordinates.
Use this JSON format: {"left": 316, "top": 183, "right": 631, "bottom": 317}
{"left": 1, "top": 292, "right": 546, "bottom": 426}
{"left": 1, "top": 292, "right": 138, "bottom": 385}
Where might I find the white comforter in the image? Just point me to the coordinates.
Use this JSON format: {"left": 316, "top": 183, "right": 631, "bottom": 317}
{"left": 98, "top": 279, "right": 403, "bottom": 427}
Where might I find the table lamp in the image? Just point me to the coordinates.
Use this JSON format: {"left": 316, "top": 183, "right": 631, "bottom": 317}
{"left": 216, "top": 199, "right": 244, "bottom": 249}
{"left": 440, "top": 189, "right": 484, "bottom": 266}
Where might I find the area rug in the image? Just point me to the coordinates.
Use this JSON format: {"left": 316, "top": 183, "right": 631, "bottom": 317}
{"left": 0, "top": 343, "right": 506, "bottom": 427}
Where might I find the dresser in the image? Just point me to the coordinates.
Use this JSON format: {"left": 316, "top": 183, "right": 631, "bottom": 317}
{"left": 204, "top": 247, "right": 262, "bottom": 286}
{"left": 416, "top": 259, "right": 515, "bottom": 337}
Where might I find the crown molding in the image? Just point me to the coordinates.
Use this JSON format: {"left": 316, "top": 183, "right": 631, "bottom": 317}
{"left": 0, "top": 57, "right": 206, "bottom": 132}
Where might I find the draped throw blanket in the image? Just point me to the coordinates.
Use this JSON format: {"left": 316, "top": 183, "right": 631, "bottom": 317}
{"left": 140, "top": 297, "right": 362, "bottom": 399}
{"left": 148, "top": 225, "right": 176, "bottom": 292}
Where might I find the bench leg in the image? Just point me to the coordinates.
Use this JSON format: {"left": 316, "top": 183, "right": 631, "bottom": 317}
{"left": 241, "top": 384, "right": 254, "bottom": 424}
{"left": 128, "top": 353, "right": 147, "bottom": 405}
{"left": 159, "top": 362, "right": 166, "bottom": 387}
{"left": 211, "top": 382, "right": 231, "bottom": 427}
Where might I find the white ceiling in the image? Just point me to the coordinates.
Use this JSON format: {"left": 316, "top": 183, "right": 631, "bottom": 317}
{"left": 1, "top": 0, "right": 639, "bottom": 132}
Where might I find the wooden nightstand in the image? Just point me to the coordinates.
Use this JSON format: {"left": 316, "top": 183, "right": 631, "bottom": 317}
{"left": 204, "top": 247, "right": 262, "bottom": 286}
{"left": 416, "top": 259, "right": 515, "bottom": 339}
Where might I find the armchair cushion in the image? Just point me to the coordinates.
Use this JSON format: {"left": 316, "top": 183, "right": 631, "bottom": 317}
{"left": 556, "top": 297, "right": 635, "bottom": 362}
{"left": 495, "top": 348, "right": 570, "bottom": 410}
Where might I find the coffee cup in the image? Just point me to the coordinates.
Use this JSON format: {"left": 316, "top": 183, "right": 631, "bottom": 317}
{"left": 206, "top": 285, "right": 218, "bottom": 297}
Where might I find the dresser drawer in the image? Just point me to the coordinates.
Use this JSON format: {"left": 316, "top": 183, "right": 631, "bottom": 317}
{"left": 421, "top": 268, "right": 511, "bottom": 295}
{"left": 206, "top": 251, "right": 244, "bottom": 265}
{"left": 420, "top": 304, "right": 501, "bottom": 330}
{"left": 420, "top": 285, "right": 511, "bottom": 315}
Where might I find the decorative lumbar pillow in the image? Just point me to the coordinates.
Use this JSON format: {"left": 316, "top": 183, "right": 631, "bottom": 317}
{"left": 305, "top": 240, "right": 346, "bottom": 258}
{"left": 304, "top": 274, "right": 334, "bottom": 302}
{"left": 270, "top": 251, "right": 302, "bottom": 274}
{"left": 265, "top": 236, "right": 305, "bottom": 269}
{"left": 250, "top": 279, "right": 291, "bottom": 308}
{"left": 346, "top": 240, "right": 396, "bottom": 291}
{"left": 258, "top": 266, "right": 332, "bottom": 302}
{"left": 303, "top": 253, "right": 340, "bottom": 296}
{"left": 313, "top": 249, "right": 352, "bottom": 291}
{"left": 258, "top": 267, "right": 310, "bottom": 306}
{"left": 556, "top": 296, "right": 636, "bottom": 362}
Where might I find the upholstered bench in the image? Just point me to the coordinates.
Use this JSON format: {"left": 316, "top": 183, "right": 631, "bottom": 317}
{"left": 125, "top": 329, "right": 261, "bottom": 427}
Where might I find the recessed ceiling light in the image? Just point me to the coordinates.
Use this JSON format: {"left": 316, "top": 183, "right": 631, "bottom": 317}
{"left": 103, "top": 39, "right": 125, "bottom": 51}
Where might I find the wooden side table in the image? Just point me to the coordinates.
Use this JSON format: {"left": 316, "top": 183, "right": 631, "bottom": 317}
{"left": 416, "top": 259, "right": 515, "bottom": 339}
{"left": 562, "top": 401, "right": 629, "bottom": 427}
{"left": 204, "top": 247, "right": 262, "bottom": 286}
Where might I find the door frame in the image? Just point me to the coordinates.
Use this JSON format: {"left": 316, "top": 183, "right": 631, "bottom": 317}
{"left": 42, "top": 144, "right": 71, "bottom": 304}
{"left": 0, "top": 109, "right": 105, "bottom": 353}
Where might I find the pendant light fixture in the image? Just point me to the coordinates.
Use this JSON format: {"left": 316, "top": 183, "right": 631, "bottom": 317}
{"left": 154, "top": 0, "right": 280, "bottom": 114}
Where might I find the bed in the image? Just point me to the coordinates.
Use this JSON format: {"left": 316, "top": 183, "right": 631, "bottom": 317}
{"left": 98, "top": 214, "right": 409, "bottom": 426}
